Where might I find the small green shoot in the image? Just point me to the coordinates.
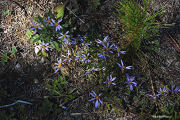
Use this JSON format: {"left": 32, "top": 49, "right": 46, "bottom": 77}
{"left": 1, "top": 53, "right": 9, "bottom": 64}
{"left": 5, "top": 10, "right": 10, "bottom": 15}
{"left": 10, "top": 47, "right": 17, "bottom": 57}
{"left": 116, "top": 0, "right": 165, "bottom": 53}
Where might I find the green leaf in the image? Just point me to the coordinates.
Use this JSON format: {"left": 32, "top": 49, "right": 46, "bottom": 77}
{"left": 30, "top": 34, "right": 39, "bottom": 43}
{"left": 33, "top": 16, "right": 43, "bottom": 23}
{"left": 60, "top": 80, "right": 68, "bottom": 85}
{"left": 54, "top": 4, "right": 65, "bottom": 19}
{"left": 54, "top": 79, "right": 58, "bottom": 86}
{"left": 62, "top": 24, "right": 68, "bottom": 28}
{"left": 5, "top": 10, "right": 10, "bottom": 15}
{"left": 45, "top": 84, "right": 52, "bottom": 89}
{"left": 111, "top": 104, "right": 121, "bottom": 116}
{"left": 26, "top": 30, "right": 34, "bottom": 40}
{"left": 10, "top": 47, "right": 17, "bottom": 57}
{"left": 68, "top": 89, "right": 73, "bottom": 94}
{"left": 51, "top": 41, "right": 59, "bottom": 50}
{"left": 106, "top": 103, "right": 111, "bottom": 113}
{"left": 1, "top": 53, "right": 9, "bottom": 64}
{"left": 68, "top": 88, "right": 76, "bottom": 94}
{"left": 68, "top": 18, "right": 72, "bottom": 25}
{"left": 42, "top": 51, "right": 48, "bottom": 57}
{"left": 68, "top": 95, "right": 75, "bottom": 99}
{"left": 70, "top": 28, "right": 74, "bottom": 33}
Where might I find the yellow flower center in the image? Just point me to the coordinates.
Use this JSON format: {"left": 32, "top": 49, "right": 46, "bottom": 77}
{"left": 96, "top": 96, "right": 99, "bottom": 100}
{"left": 73, "top": 53, "right": 76, "bottom": 56}
{"left": 121, "top": 66, "right": 125, "bottom": 73}
{"left": 117, "top": 48, "right": 121, "bottom": 52}
{"left": 34, "top": 26, "right": 38, "bottom": 29}
{"left": 55, "top": 22, "right": 58, "bottom": 27}
{"left": 128, "top": 81, "right": 132, "bottom": 84}
{"left": 66, "top": 56, "right": 69, "bottom": 59}
{"left": 48, "top": 19, "right": 51, "bottom": 23}
{"left": 42, "top": 45, "right": 46, "bottom": 51}
{"left": 129, "top": 76, "right": 133, "bottom": 80}
{"left": 166, "top": 90, "right": 169, "bottom": 93}
{"left": 103, "top": 53, "right": 106, "bottom": 56}
{"left": 63, "top": 34, "right": 66, "bottom": 38}
{"left": 108, "top": 81, "right": 112, "bottom": 85}
{"left": 98, "top": 68, "right": 102, "bottom": 71}
{"left": 58, "top": 64, "right": 62, "bottom": 68}
{"left": 106, "top": 48, "right": 109, "bottom": 52}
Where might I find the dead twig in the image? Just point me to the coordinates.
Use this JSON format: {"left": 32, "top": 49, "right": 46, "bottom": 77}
{"left": 66, "top": 7, "right": 85, "bottom": 24}
{"left": 166, "top": 32, "right": 180, "bottom": 53}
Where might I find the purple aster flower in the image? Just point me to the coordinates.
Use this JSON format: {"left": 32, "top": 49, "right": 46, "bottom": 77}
{"left": 81, "top": 53, "right": 90, "bottom": 63}
{"left": 104, "top": 75, "right": 116, "bottom": 88}
{"left": 72, "top": 48, "right": 78, "bottom": 57}
{"left": 117, "top": 60, "right": 132, "bottom": 73}
{"left": 85, "top": 67, "right": 104, "bottom": 74}
{"left": 30, "top": 22, "right": 42, "bottom": 34}
{"left": 70, "top": 37, "right": 76, "bottom": 45}
{"left": 50, "top": 19, "right": 62, "bottom": 31}
{"left": 157, "top": 87, "right": 168, "bottom": 96}
{"left": 125, "top": 74, "right": 137, "bottom": 91}
{"left": 75, "top": 53, "right": 85, "bottom": 62}
{"left": 44, "top": 16, "right": 52, "bottom": 25}
{"left": 85, "top": 67, "right": 98, "bottom": 74}
{"left": 92, "top": 67, "right": 106, "bottom": 72}
{"left": 114, "top": 45, "right": 126, "bottom": 57}
{"left": 62, "top": 50, "right": 72, "bottom": 64}
{"left": 88, "top": 91, "right": 103, "bottom": 108}
{"left": 85, "top": 69, "right": 92, "bottom": 74}
{"left": 38, "top": 41, "right": 49, "bottom": 52}
{"left": 146, "top": 93, "right": 160, "bottom": 99}
{"left": 59, "top": 99, "right": 67, "bottom": 109}
{"left": 59, "top": 31, "right": 70, "bottom": 45}
{"left": 102, "top": 41, "right": 114, "bottom": 53}
{"left": 96, "top": 35, "right": 109, "bottom": 46}
{"left": 98, "top": 51, "right": 109, "bottom": 60}
{"left": 54, "top": 58, "right": 63, "bottom": 73}
{"left": 167, "top": 86, "right": 180, "bottom": 95}
{"left": 99, "top": 67, "right": 106, "bottom": 71}
{"left": 78, "top": 34, "right": 90, "bottom": 48}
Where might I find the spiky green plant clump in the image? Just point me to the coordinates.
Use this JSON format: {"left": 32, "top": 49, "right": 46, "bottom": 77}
{"left": 116, "top": 0, "right": 165, "bottom": 53}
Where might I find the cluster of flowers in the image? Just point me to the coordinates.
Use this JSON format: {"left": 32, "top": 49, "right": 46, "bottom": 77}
{"left": 30, "top": 17, "right": 63, "bottom": 34}
{"left": 30, "top": 18, "right": 137, "bottom": 108}
{"left": 82, "top": 36, "right": 137, "bottom": 108}
{"left": 30, "top": 16, "right": 73, "bottom": 52}
{"left": 96, "top": 36, "right": 126, "bottom": 59}
{"left": 30, "top": 17, "right": 93, "bottom": 109}
{"left": 30, "top": 17, "right": 179, "bottom": 109}
{"left": 147, "top": 86, "right": 180, "bottom": 99}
